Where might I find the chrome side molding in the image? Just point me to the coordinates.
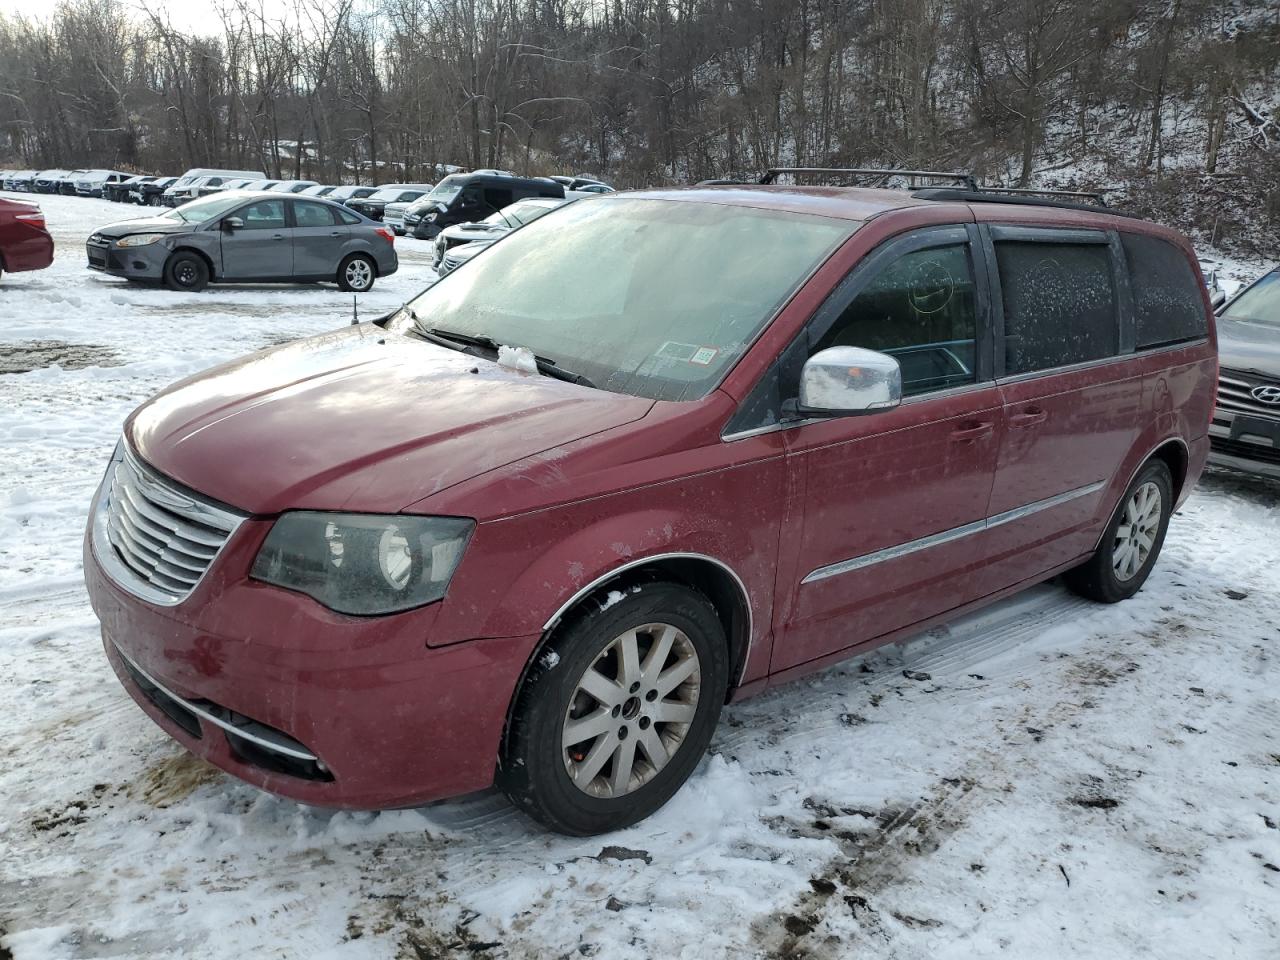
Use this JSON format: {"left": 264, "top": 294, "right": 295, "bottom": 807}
{"left": 802, "top": 480, "right": 1106, "bottom": 584}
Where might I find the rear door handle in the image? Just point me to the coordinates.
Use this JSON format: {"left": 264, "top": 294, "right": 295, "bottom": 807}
{"left": 329, "top": 231, "right": 343, "bottom": 237}
{"left": 950, "top": 421, "right": 995, "bottom": 442}
{"left": 271, "top": 233, "right": 286, "bottom": 241}
{"left": 1009, "top": 406, "right": 1048, "bottom": 428}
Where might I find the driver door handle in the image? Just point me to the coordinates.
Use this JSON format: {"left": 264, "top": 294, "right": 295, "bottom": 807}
{"left": 949, "top": 421, "right": 995, "bottom": 442}
{"left": 271, "top": 233, "right": 286, "bottom": 241}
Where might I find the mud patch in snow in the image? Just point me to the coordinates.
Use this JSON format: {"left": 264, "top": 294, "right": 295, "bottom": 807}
{"left": 130, "top": 751, "right": 224, "bottom": 809}
{"left": 0, "top": 341, "right": 120, "bottom": 375}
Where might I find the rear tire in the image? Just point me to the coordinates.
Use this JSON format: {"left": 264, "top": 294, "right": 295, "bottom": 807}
{"left": 498, "top": 581, "right": 729, "bottom": 835}
{"left": 1065, "top": 459, "right": 1173, "bottom": 603}
{"left": 163, "top": 252, "right": 209, "bottom": 292}
{"left": 337, "top": 253, "right": 376, "bottom": 292}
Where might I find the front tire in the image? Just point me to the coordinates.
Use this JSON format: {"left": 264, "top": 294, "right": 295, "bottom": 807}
{"left": 499, "top": 581, "right": 729, "bottom": 835}
{"left": 163, "top": 252, "right": 209, "bottom": 292}
{"left": 1066, "top": 459, "right": 1173, "bottom": 603}
{"left": 337, "top": 253, "right": 376, "bottom": 292}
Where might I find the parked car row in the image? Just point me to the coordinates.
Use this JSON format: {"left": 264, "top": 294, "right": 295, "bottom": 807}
{"left": 2, "top": 168, "right": 134, "bottom": 196}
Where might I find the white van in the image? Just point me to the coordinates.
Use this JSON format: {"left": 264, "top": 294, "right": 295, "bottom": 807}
{"left": 162, "top": 167, "right": 265, "bottom": 206}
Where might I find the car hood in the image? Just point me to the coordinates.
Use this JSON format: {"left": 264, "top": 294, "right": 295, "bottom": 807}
{"left": 1217, "top": 317, "right": 1280, "bottom": 377}
{"left": 126, "top": 324, "right": 654, "bottom": 515}
{"left": 93, "top": 217, "right": 193, "bottom": 239}
{"left": 444, "top": 223, "right": 507, "bottom": 242}
{"left": 447, "top": 241, "right": 492, "bottom": 262}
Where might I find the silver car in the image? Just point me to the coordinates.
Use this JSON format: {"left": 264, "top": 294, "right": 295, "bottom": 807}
{"left": 1211, "top": 267, "right": 1280, "bottom": 479}
{"left": 85, "top": 191, "right": 398, "bottom": 292}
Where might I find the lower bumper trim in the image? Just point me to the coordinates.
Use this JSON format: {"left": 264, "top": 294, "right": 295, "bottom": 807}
{"left": 112, "top": 642, "right": 320, "bottom": 763}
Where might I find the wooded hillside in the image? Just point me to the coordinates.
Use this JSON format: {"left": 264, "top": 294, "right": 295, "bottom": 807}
{"left": 1, "top": 0, "right": 1277, "bottom": 253}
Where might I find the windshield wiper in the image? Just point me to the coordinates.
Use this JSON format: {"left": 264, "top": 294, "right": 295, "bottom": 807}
{"left": 422, "top": 326, "right": 502, "bottom": 352}
{"left": 415, "top": 322, "right": 596, "bottom": 388}
{"left": 528, "top": 354, "right": 595, "bottom": 389}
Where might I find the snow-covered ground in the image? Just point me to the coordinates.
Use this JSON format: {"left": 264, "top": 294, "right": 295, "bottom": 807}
{"left": 1, "top": 193, "right": 1278, "bottom": 960}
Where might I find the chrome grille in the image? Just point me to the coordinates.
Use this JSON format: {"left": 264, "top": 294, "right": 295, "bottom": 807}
{"left": 94, "top": 447, "right": 244, "bottom": 604}
{"left": 1217, "top": 369, "right": 1280, "bottom": 421}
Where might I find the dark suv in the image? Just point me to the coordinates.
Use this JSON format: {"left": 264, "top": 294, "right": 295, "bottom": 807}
{"left": 407, "top": 172, "right": 565, "bottom": 240}
{"left": 1210, "top": 267, "right": 1280, "bottom": 478}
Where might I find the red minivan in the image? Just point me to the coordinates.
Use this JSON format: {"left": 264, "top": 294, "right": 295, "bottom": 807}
{"left": 84, "top": 177, "right": 1216, "bottom": 835}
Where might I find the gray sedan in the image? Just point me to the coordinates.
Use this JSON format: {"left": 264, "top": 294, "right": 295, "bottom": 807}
{"left": 86, "top": 191, "right": 398, "bottom": 292}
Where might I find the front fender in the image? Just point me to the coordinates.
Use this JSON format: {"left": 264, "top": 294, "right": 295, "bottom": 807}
{"left": 434, "top": 507, "right": 752, "bottom": 648}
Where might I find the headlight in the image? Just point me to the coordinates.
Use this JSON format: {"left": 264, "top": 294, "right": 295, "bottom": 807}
{"left": 251, "top": 512, "right": 473, "bottom": 615}
{"left": 115, "top": 233, "right": 165, "bottom": 248}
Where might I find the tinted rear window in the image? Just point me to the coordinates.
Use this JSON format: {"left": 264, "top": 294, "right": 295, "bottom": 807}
{"left": 1122, "top": 233, "right": 1207, "bottom": 348}
{"left": 996, "top": 241, "right": 1118, "bottom": 374}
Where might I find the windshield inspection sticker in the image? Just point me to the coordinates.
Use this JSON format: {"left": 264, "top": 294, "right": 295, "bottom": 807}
{"left": 690, "top": 346, "right": 719, "bottom": 365}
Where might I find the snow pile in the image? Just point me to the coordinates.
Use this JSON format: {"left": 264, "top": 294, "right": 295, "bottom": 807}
{"left": 496, "top": 344, "right": 538, "bottom": 374}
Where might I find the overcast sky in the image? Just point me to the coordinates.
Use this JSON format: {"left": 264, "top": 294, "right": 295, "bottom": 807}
{"left": 4, "top": 0, "right": 299, "bottom": 35}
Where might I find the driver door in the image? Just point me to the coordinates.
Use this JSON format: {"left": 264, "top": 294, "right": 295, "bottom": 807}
{"left": 775, "top": 227, "right": 1005, "bottom": 671}
{"left": 220, "top": 198, "right": 291, "bottom": 279}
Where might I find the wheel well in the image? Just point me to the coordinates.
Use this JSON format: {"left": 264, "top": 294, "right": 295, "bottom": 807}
{"left": 345, "top": 251, "right": 379, "bottom": 276}
{"left": 169, "top": 246, "right": 215, "bottom": 278}
{"left": 1150, "top": 439, "right": 1188, "bottom": 501}
{"left": 499, "top": 556, "right": 752, "bottom": 758}
{"left": 607, "top": 557, "right": 752, "bottom": 692}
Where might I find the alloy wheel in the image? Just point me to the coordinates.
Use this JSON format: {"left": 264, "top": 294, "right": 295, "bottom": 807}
{"left": 345, "top": 258, "right": 372, "bottom": 290}
{"left": 1112, "top": 480, "right": 1162, "bottom": 581}
{"left": 561, "top": 622, "right": 701, "bottom": 799}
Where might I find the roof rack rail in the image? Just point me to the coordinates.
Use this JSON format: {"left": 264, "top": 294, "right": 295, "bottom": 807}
{"left": 760, "top": 167, "right": 978, "bottom": 190}
{"left": 910, "top": 187, "right": 1134, "bottom": 217}
{"left": 971, "top": 186, "right": 1109, "bottom": 205}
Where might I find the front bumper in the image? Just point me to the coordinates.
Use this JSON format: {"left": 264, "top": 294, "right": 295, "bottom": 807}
{"left": 1208, "top": 399, "right": 1280, "bottom": 483}
{"left": 1208, "top": 418, "right": 1280, "bottom": 478}
{"left": 85, "top": 511, "right": 533, "bottom": 809}
{"left": 85, "top": 237, "right": 167, "bottom": 279}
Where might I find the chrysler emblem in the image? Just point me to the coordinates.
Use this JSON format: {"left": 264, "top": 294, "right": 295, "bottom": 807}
{"left": 1251, "top": 385, "right": 1280, "bottom": 405}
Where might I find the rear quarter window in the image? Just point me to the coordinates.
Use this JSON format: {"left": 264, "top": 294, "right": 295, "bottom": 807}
{"left": 1121, "top": 233, "right": 1208, "bottom": 348}
{"left": 995, "top": 240, "right": 1118, "bottom": 375}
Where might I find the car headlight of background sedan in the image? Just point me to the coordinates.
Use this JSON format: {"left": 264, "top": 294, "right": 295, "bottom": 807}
{"left": 114, "top": 233, "right": 165, "bottom": 248}
{"left": 251, "top": 512, "right": 474, "bottom": 615}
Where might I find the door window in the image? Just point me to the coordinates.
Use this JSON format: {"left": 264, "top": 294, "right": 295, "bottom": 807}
{"left": 1121, "top": 233, "right": 1208, "bottom": 348}
{"left": 238, "top": 199, "right": 286, "bottom": 229}
{"left": 813, "top": 244, "right": 979, "bottom": 396}
{"left": 294, "top": 200, "right": 336, "bottom": 227}
{"left": 483, "top": 187, "right": 514, "bottom": 210}
{"left": 995, "top": 241, "right": 1118, "bottom": 374}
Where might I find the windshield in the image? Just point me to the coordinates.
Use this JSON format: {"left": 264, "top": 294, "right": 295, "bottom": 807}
{"left": 160, "top": 193, "right": 250, "bottom": 223}
{"left": 427, "top": 177, "right": 466, "bottom": 203}
{"left": 386, "top": 197, "right": 855, "bottom": 401}
{"left": 1221, "top": 272, "right": 1280, "bottom": 327}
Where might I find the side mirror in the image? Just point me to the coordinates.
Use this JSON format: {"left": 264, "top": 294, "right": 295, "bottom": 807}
{"left": 221, "top": 216, "right": 244, "bottom": 232}
{"left": 797, "top": 346, "right": 902, "bottom": 416}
